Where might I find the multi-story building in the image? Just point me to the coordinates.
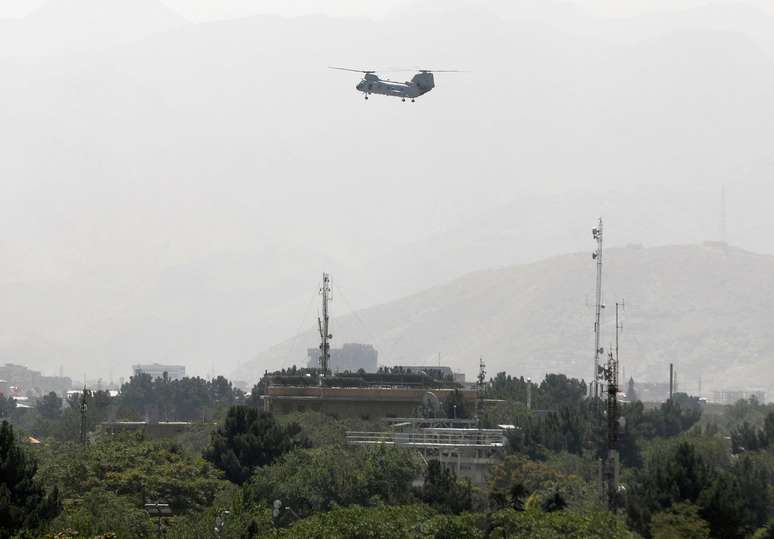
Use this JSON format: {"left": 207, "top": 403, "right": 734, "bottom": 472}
{"left": 132, "top": 363, "right": 186, "bottom": 381}
{"left": 306, "top": 343, "right": 378, "bottom": 373}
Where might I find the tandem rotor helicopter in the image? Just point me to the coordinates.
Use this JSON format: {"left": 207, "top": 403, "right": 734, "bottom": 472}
{"left": 329, "top": 67, "right": 462, "bottom": 102}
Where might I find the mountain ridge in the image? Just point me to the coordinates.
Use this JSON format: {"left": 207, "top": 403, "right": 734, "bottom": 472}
{"left": 234, "top": 243, "right": 774, "bottom": 395}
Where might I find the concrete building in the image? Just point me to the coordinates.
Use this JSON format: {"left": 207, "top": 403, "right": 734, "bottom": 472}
{"left": 710, "top": 389, "right": 767, "bottom": 404}
{"left": 132, "top": 363, "right": 186, "bottom": 381}
{"left": 0, "top": 363, "right": 72, "bottom": 396}
{"left": 306, "top": 343, "right": 378, "bottom": 373}
{"left": 262, "top": 385, "right": 479, "bottom": 419}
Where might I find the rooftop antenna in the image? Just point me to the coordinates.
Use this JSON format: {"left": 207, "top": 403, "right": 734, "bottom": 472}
{"left": 591, "top": 218, "right": 605, "bottom": 399}
{"left": 477, "top": 357, "right": 486, "bottom": 419}
{"left": 477, "top": 357, "right": 486, "bottom": 391}
{"left": 602, "top": 300, "right": 623, "bottom": 509}
{"left": 318, "top": 273, "right": 332, "bottom": 375}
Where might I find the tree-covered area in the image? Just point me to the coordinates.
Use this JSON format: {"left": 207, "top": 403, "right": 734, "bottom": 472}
{"left": 2, "top": 371, "right": 773, "bottom": 538}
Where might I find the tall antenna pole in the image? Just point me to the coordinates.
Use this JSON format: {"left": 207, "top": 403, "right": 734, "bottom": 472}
{"left": 591, "top": 218, "right": 604, "bottom": 398}
{"left": 79, "top": 386, "right": 88, "bottom": 446}
{"left": 603, "top": 300, "right": 623, "bottom": 509}
{"left": 477, "top": 358, "right": 486, "bottom": 420}
{"left": 318, "top": 273, "right": 332, "bottom": 375}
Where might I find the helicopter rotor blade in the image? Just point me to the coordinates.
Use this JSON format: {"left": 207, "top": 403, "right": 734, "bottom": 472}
{"left": 377, "top": 68, "right": 468, "bottom": 73}
{"left": 329, "top": 66, "right": 376, "bottom": 74}
{"left": 417, "top": 69, "right": 467, "bottom": 73}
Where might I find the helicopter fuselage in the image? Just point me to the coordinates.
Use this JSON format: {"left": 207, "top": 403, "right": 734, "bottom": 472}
{"left": 356, "top": 72, "right": 435, "bottom": 101}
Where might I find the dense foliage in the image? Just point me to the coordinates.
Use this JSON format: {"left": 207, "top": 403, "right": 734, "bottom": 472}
{"left": 204, "top": 405, "right": 305, "bottom": 484}
{"left": 0, "top": 421, "right": 61, "bottom": 539}
{"left": 3, "top": 371, "right": 774, "bottom": 538}
{"left": 248, "top": 445, "right": 421, "bottom": 517}
{"left": 119, "top": 373, "right": 243, "bottom": 421}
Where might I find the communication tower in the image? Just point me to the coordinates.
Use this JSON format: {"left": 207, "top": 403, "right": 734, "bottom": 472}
{"left": 318, "top": 273, "right": 333, "bottom": 375}
{"left": 602, "top": 301, "right": 623, "bottom": 509}
{"left": 79, "top": 386, "right": 88, "bottom": 446}
{"left": 591, "top": 218, "right": 605, "bottom": 398}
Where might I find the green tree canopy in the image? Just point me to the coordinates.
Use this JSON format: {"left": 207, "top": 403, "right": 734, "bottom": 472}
{"left": 0, "top": 420, "right": 61, "bottom": 539}
{"left": 204, "top": 406, "right": 304, "bottom": 484}
{"left": 247, "top": 445, "right": 420, "bottom": 517}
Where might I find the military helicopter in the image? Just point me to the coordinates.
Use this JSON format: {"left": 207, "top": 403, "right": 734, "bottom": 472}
{"left": 329, "top": 67, "right": 461, "bottom": 102}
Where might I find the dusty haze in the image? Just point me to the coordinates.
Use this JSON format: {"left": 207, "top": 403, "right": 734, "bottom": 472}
{"left": 1, "top": 0, "right": 773, "bottom": 390}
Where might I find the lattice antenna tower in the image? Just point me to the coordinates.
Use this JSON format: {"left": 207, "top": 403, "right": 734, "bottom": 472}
{"left": 318, "top": 273, "right": 333, "bottom": 375}
{"left": 602, "top": 300, "right": 624, "bottom": 509}
{"left": 79, "top": 386, "right": 89, "bottom": 446}
{"left": 591, "top": 218, "right": 605, "bottom": 398}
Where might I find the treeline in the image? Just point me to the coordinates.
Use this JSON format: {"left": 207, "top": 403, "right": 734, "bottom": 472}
{"left": 2, "top": 370, "right": 774, "bottom": 538}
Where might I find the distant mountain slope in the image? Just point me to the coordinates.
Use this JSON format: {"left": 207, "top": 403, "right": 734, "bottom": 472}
{"left": 235, "top": 244, "right": 774, "bottom": 393}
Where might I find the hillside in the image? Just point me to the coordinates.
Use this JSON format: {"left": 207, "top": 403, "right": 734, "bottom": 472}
{"left": 235, "top": 244, "right": 774, "bottom": 393}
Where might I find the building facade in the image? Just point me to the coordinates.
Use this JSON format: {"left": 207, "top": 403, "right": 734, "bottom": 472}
{"left": 132, "top": 363, "right": 186, "bottom": 381}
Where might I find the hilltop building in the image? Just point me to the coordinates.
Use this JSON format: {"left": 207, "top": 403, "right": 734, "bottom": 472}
{"left": 132, "top": 363, "right": 186, "bottom": 381}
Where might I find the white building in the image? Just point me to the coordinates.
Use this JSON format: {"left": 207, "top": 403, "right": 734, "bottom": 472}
{"left": 132, "top": 363, "right": 186, "bottom": 381}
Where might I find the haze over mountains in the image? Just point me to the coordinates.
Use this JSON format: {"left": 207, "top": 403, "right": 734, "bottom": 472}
{"left": 239, "top": 244, "right": 774, "bottom": 393}
{"left": 1, "top": 0, "right": 773, "bottom": 385}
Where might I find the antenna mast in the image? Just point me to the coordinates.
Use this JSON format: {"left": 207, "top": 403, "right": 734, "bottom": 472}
{"left": 591, "top": 218, "right": 604, "bottom": 398}
{"left": 602, "top": 300, "right": 623, "bottom": 509}
{"left": 79, "top": 386, "right": 88, "bottom": 446}
{"left": 318, "top": 273, "right": 332, "bottom": 375}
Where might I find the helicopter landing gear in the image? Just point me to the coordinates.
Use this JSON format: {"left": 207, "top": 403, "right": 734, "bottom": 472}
{"left": 402, "top": 98, "right": 406, "bottom": 102}
{"left": 411, "top": 99, "right": 415, "bottom": 103}
{"left": 364, "top": 94, "right": 369, "bottom": 100}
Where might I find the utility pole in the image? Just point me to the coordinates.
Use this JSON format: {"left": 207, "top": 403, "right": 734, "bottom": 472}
{"left": 591, "top": 218, "right": 605, "bottom": 399}
{"left": 318, "top": 273, "right": 332, "bottom": 375}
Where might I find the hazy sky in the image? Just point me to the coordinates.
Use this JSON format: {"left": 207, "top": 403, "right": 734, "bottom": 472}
{"left": 3, "top": 0, "right": 774, "bottom": 20}
{"left": 2, "top": 0, "right": 774, "bottom": 385}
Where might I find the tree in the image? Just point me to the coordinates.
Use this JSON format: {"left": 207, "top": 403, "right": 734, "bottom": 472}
{"left": 248, "top": 445, "right": 420, "bottom": 517}
{"left": 48, "top": 488, "right": 154, "bottom": 538}
{"left": 540, "top": 490, "right": 568, "bottom": 513}
{"left": 650, "top": 503, "right": 710, "bottom": 539}
{"left": 204, "top": 406, "right": 304, "bottom": 484}
{"left": 37, "top": 437, "right": 229, "bottom": 519}
{"left": 422, "top": 460, "right": 472, "bottom": 514}
{"left": 37, "top": 391, "right": 63, "bottom": 420}
{"left": 489, "top": 508, "right": 631, "bottom": 538}
{"left": 0, "top": 395, "right": 16, "bottom": 418}
{"left": 0, "top": 421, "right": 61, "bottom": 538}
